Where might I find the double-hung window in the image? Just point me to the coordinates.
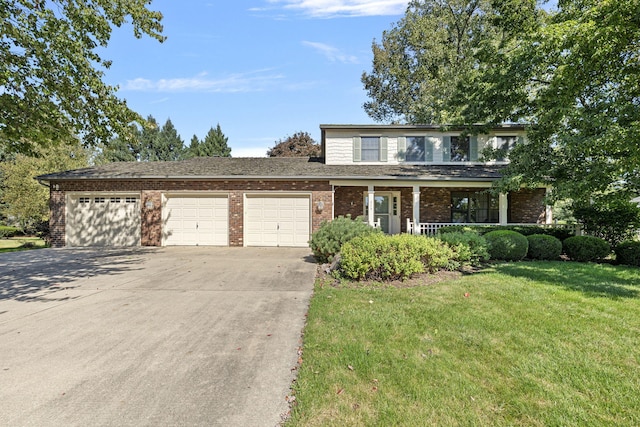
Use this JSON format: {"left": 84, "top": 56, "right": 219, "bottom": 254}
{"left": 406, "top": 136, "right": 426, "bottom": 162}
{"left": 361, "top": 137, "right": 380, "bottom": 161}
{"left": 450, "top": 136, "right": 470, "bottom": 162}
{"left": 353, "top": 136, "right": 387, "bottom": 162}
{"left": 496, "top": 136, "right": 517, "bottom": 161}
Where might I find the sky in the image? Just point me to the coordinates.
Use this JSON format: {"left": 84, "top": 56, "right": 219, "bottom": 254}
{"left": 102, "top": 0, "right": 412, "bottom": 157}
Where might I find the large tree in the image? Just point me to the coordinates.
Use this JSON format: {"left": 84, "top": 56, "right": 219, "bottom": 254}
{"left": 452, "top": 0, "right": 640, "bottom": 204}
{"left": 267, "top": 131, "right": 320, "bottom": 157}
{"left": 361, "top": 0, "right": 500, "bottom": 124}
{"left": 0, "top": 0, "right": 165, "bottom": 154}
{"left": 0, "top": 140, "right": 89, "bottom": 232}
{"left": 197, "top": 124, "right": 232, "bottom": 157}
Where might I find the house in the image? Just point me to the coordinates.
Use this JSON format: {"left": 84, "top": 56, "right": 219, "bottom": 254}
{"left": 38, "top": 124, "right": 551, "bottom": 248}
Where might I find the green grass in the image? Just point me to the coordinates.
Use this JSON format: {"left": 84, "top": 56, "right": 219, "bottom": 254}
{"left": 288, "top": 261, "right": 640, "bottom": 426}
{"left": 0, "top": 237, "right": 47, "bottom": 253}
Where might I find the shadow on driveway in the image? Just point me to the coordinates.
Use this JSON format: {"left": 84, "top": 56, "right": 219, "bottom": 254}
{"left": 0, "top": 248, "right": 155, "bottom": 302}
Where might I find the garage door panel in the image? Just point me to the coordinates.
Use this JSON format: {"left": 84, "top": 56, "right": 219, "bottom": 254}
{"left": 67, "top": 195, "right": 140, "bottom": 247}
{"left": 163, "top": 195, "right": 228, "bottom": 246}
{"left": 245, "top": 196, "right": 310, "bottom": 247}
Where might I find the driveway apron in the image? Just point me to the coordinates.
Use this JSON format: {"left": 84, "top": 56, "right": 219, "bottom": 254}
{"left": 0, "top": 247, "right": 316, "bottom": 426}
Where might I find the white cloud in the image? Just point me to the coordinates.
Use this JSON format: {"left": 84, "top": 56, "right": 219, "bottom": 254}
{"left": 266, "top": 0, "right": 409, "bottom": 17}
{"left": 122, "top": 70, "right": 285, "bottom": 93}
{"left": 302, "top": 41, "right": 359, "bottom": 63}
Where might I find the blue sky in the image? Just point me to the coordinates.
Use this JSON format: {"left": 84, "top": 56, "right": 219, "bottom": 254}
{"left": 102, "top": 1, "right": 411, "bottom": 157}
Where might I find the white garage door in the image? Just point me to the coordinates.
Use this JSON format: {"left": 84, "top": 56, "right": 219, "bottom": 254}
{"left": 163, "top": 195, "right": 228, "bottom": 246}
{"left": 66, "top": 195, "right": 141, "bottom": 247}
{"left": 245, "top": 196, "right": 310, "bottom": 247}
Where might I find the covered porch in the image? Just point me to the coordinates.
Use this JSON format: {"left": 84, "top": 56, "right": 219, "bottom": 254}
{"left": 330, "top": 180, "right": 554, "bottom": 235}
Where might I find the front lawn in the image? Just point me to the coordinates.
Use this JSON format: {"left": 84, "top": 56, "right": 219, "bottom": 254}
{"left": 288, "top": 261, "right": 640, "bottom": 426}
{"left": 0, "top": 237, "right": 47, "bottom": 253}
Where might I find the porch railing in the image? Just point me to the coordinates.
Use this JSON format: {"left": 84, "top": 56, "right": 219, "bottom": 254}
{"left": 406, "top": 219, "right": 580, "bottom": 236}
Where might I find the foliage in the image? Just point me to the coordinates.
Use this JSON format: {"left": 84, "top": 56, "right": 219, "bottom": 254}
{"left": 0, "top": 0, "right": 165, "bottom": 154}
{"left": 267, "top": 131, "right": 320, "bottom": 157}
{"left": 340, "top": 233, "right": 455, "bottom": 281}
{"left": 196, "top": 124, "right": 232, "bottom": 157}
{"left": 0, "top": 225, "right": 20, "bottom": 239}
{"left": 614, "top": 241, "right": 640, "bottom": 267}
{"left": 453, "top": 0, "right": 640, "bottom": 205}
{"left": 437, "top": 231, "right": 490, "bottom": 266}
{"left": 292, "top": 262, "right": 640, "bottom": 425}
{"left": 184, "top": 135, "right": 201, "bottom": 159}
{"left": 563, "top": 236, "right": 611, "bottom": 263}
{"left": 142, "top": 118, "right": 185, "bottom": 161}
{"left": 572, "top": 198, "right": 640, "bottom": 247}
{"left": 0, "top": 140, "right": 89, "bottom": 232}
{"left": 361, "top": 0, "right": 503, "bottom": 124}
{"left": 484, "top": 230, "right": 528, "bottom": 261}
{"left": 526, "top": 234, "right": 562, "bottom": 260}
{"left": 438, "top": 224, "right": 575, "bottom": 241}
{"left": 309, "top": 215, "right": 379, "bottom": 263}
{"left": 97, "top": 116, "right": 186, "bottom": 163}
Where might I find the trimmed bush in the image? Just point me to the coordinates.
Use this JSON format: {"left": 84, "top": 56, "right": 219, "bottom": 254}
{"left": 340, "top": 234, "right": 455, "bottom": 281}
{"left": 309, "top": 215, "right": 379, "bottom": 263}
{"left": 614, "top": 240, "right": 640, "bottom": 267}
{"left": 563, "top": 236, "right": 611, "bottom": 262}
{"left": 484, "top": 230, "right": 529, "bottom": 261}
{"left": 0, "top": 225, "right": 20, "bottom": 239}
{"left": 437, "top": 224, "right": 575, "bottom": 240}
{"left": 527, "top": 234, "right": 562, "bottom": 260}
{"left": 437, "top": 232, "right": 490, "bottom": 266}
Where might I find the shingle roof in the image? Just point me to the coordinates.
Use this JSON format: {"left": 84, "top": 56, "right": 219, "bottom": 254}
{"left": 37, "top": 157, "right": 504, "bottom": 182}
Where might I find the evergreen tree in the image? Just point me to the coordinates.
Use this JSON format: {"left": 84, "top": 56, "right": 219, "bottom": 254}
{"left": 139, "top": 116, "right": 161, "bottom": 161}
{"left": 185, "top": 135, "right": 201, "bottom": 159}
{"left": 199, "top": 124, "right": 232, "bottom": 157}
{"left": 154, "top": 119, "right": 185, "bottom": 161}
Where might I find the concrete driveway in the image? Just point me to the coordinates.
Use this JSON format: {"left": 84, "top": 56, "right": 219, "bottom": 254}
{"left": 0, "top": 247, "right": 316, "bottom": 426}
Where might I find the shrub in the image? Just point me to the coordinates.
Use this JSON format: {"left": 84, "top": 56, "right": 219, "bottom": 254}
{"left": 572, "top": 198, "right": 640, "bottom": 246}
{"left": 340, "top": 234, "right": 455, "bottom": 281}
{"left": 563, "top": 236, "right": 611, "bottom": 262}
{"left": 614, "top": 240, "right": 640, "bottom": 267}
{"left": 309, "top": 215, "right": 379, "bottom": 263}
{"left": 0, "top": 225, "right": 19, "bottom": 239}
{"left": 484, "top": 230, "right": 529, "bottom": 261}
{"left": 438, "top": 232, "right": 490, "bottom": 266}
{"left": 526, "top": 234, "right": 562, "bottom": 260}
{"left": 437, "top": 224, "right": 575, "bottom": 240}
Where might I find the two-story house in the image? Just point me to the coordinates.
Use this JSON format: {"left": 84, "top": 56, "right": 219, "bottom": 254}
{"left": 38, "top": 124, "right": 550, "bottom": 248}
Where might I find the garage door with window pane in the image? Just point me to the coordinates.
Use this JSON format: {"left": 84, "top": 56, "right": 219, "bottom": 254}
{"left": 66, "top": 195, "right": 141, "bottom": 247}
{"left": 163, "top": 195, "right": 228, "bottom": 246}
{"left": 244, "top": 196, "right": 310, "bottom": 247}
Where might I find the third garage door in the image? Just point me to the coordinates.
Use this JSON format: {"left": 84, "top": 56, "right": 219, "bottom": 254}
{"left": 244, "top": 195, "right": 310, "bottom": 247}
{"left": 163, "top": 195, "right": 228, "bottom": 246}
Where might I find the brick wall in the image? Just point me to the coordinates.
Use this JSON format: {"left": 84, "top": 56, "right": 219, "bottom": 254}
{"left": 509, "top": 188, "right": 546, "bottom": 223}
{"left": 50, "top": 179, "right": 332, "bottom": 248}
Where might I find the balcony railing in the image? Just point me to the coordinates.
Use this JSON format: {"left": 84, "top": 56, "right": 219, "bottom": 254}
{"left": 406, "top": 219, "right": 580, "bottom": 236}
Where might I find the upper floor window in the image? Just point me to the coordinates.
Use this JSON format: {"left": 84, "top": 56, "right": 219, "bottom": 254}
{"left": 450, "top": 136, "right": 470, "bottom": 162}
{"left": 353, "top": 136, "right": 387, "bottom": 162}
{"left": 361, "top": 137, "right": 380, "bottom": 161}
{"left": 496, "top": 136, "right": 517, "bottom": 161}
{"left": 406, "top": 136, "right": 426, "bottom": 162}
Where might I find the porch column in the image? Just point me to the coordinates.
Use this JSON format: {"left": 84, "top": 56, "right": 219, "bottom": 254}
{"left": 545, "top": 187, "right": 553, "bottom": 224}
{"left": 412, "top": 185, "right": 420, "bottom": 235}
{"left": 367, "top": 185, "right": 375, "bottom": 227}
{"left": 499, "top": 193, "right": 508, "bottom": 225}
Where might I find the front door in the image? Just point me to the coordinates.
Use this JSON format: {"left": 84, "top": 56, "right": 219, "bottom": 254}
{"left": 364, "top": 191, "right": 401, "bottom": 234}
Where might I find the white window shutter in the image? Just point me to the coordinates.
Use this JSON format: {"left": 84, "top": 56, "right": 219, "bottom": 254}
{"left": 379, "top": 137, "right": 388, "bottom": 162}
{"left": 397, "top": 137, "right": 406, "bottom": 161}
{"left": 353, "top": 137, "right": 361, "bottom": 162}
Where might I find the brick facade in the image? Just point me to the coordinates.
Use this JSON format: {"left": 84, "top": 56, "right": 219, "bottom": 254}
{"left": 50, "top": 179, "right": 545, "bottom": 248}
{"left": 50, "top": 180, "right": 333, "bottom": 248}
